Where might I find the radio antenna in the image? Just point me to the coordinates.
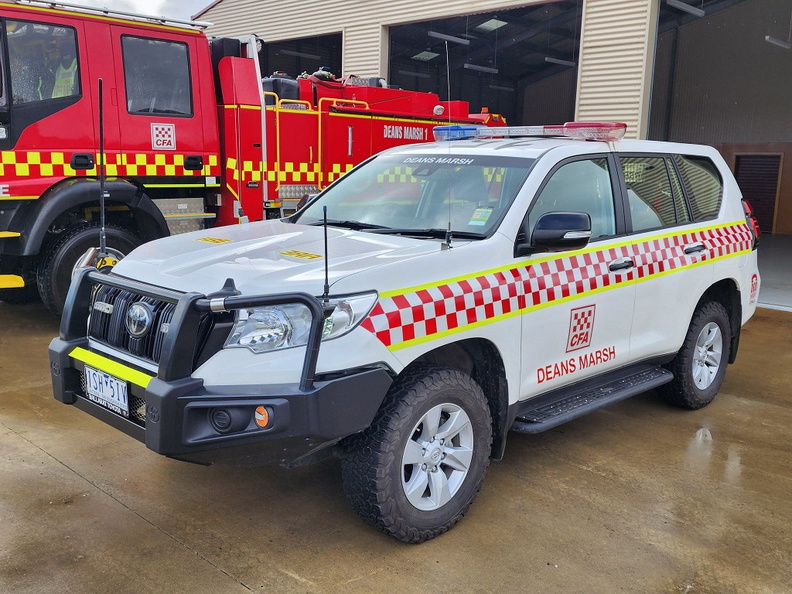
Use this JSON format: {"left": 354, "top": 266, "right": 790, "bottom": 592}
{"left": 98, "top": 78, "right": 107, "bottom": 257}
{"left": 322, "top": 205, "right": 330, "bottom": 302}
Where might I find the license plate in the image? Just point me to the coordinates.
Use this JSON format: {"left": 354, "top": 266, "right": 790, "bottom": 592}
{"left": 84, "top": 366, "right": 129, "bottom": 417}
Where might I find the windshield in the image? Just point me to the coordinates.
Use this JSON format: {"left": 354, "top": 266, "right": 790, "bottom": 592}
{"left": 295, "top": 153, "right": 534, "bottom": 237}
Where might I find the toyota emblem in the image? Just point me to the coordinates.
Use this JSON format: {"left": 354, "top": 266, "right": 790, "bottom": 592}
{"left": 126, "top": 302, "right": 154, "bottom": 338}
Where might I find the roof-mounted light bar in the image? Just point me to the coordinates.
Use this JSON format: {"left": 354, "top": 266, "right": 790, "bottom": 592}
{"left": 433, "top": 122, "right": 627, "bottom": 142}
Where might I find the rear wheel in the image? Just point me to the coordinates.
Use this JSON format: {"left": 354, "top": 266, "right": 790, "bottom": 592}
{"left": 661, "top": 301, "right": 731, "bottom": 409}
{"left": 342, "top": 365, "right": 492, "bottom": 543}
{"left": 37, "top": 222, "right": 141, "bottom": 316}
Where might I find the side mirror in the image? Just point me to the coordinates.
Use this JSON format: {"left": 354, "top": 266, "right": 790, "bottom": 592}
{"left": 515, "top": 211, "right": 592, "bottom": 257}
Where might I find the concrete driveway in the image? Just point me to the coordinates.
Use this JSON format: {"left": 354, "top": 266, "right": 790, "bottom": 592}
{"left": 1, "top": 302, "right": 790, "bottom": 593}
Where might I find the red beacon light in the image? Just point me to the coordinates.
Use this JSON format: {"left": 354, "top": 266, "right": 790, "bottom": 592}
{"left": 433, "top": 121, "right": 627, "bottom": 142}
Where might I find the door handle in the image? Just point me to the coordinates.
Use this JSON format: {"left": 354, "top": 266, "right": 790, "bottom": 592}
{"left": 684, "top": 243, "right": 706, "bottom": 254}
{"left": 609, "top": 258, "right": 634, "bottom": 271}
{"left": 184, "top": 155, "right": 204, "bottom": 171}
{"left": 70, "top": 153, "right": 94, "bottom": 170}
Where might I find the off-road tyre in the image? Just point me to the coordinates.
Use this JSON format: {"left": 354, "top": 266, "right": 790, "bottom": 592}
{"left": 660, "top": 301, "right": 731, "bottom": 410}
{"left": 341, "top": 365, "right": 492, "bottom": 543}
{"left": 37, "top": 222, "right": 141, "bottom": 316}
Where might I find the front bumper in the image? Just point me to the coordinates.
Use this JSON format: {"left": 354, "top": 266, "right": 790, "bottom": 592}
{"left": 49, "top": 269, "right": 393, "bottom": 466}
{"left": 50, "top": 338, "right": 392, "bottom": 466}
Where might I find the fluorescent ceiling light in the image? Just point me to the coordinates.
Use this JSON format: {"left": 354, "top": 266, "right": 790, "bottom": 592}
{"left": 412, "top": 51, "right": 440, "bottom": 61}
{"left": 464, "top": 63, "right": 499, "bottom": 74}
{"left": 475, "top": 18, "right": 508, "bottom": 33}
{"left": 489, "top": 84, "right": 514, "bottom": 92}
{"left": 428, "top": 30, "right": 470, "bottom": 45}
{"left": 545, "top": 57, "right": 577, "bottom": 67}
{"left": 666, "top": 0, "right": 705, "bottom": 18}
{"left": 398, "top": 70, "right": 431, "bottom": 79}
{"left": 765, "top": 35, "right": 792, "bottom": 49}
{"left": 279, "top": 49, "right": 321, "bottom": 60}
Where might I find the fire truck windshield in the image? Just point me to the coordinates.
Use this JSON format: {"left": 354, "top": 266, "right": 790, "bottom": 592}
{"left": 294, "top": 154, "right": 534, "bottom": 237}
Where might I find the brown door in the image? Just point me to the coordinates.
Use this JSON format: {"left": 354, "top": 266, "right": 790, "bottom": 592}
{"left": 735, "top": 154, "right": 781, "bottom": 234}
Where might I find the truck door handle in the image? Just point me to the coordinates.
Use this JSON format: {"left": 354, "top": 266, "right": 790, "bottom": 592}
{"left": 609, "top": 258, "right": 634, "bottom": 271}
{"left": 184, "top": 155, "right": 204, "bottom": 171}
{"left": 684, "top": 243, "right": 706, "bottom": 254}
{"left": 70, "top": 153, "right": 94, "bottom": 170}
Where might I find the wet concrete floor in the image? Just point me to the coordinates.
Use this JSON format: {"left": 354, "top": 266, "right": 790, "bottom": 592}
{"left": 1, "top": 302, "right": 791, "bottom": 593}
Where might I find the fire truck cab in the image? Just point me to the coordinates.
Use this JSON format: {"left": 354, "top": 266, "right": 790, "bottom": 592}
{"left": 0, "top": 0, "right": 501, "bottom": 314}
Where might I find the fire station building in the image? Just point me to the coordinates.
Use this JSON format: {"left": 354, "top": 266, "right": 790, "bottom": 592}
{"left": 198, "top": 0, "right": 792, "bottom": 237}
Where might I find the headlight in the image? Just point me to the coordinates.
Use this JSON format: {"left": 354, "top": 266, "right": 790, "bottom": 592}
{"left": 225, "top": 292, "right": 378, "bottom": 354}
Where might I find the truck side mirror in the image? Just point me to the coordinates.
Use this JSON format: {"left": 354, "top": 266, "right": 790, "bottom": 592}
{"left": 514, "top": 211, "right": 592, "bottom": 257}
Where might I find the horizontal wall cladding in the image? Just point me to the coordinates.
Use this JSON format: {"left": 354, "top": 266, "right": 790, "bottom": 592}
{"left": 201, "top": 0, "right": 549, "bottom": 76}
{"left": 577, "top": 0, "right": 654, "bottom": 138}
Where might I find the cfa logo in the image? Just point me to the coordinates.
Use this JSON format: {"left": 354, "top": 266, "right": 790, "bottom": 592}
{"left": 151, "top": 123, "right": 176, "bottom": 151}
{"left": 750, "top": 273, "right": 759, "bottom": 302}
{"left": 566, "top": 304, "right": 596, "bottom": 352}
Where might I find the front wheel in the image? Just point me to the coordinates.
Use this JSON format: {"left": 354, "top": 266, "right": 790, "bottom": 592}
{"left": 37, "top": 223, "right": 142, "bottom": 316}
{"left": 661, "top": 301, "right": 731, "bottom": 409}
{"left": 342, "top": 365, "right": 492, "bottom": 543}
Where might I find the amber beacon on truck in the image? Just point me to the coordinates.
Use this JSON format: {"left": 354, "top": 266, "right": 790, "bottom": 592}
{"left": 0, "top": 0, "right": 502, "bottom": 314}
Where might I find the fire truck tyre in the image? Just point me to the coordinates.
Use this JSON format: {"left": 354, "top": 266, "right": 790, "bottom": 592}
{"left": 37, "top": 223, "right": 142, "bottom": 316}
{"left": 660, "top": 301, "right": 731, "bottom": 410}
{"left": 341, "top": 365, "right": 492, "bottom": 543}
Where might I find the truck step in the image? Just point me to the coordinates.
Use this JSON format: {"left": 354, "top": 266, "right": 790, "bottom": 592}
{"left": 511, "top": 364, "right": 674, "bottom": 434}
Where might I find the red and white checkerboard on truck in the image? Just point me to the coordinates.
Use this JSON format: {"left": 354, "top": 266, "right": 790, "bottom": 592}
{"left": 0, "top": 0, "right": 503, "bottom": 314}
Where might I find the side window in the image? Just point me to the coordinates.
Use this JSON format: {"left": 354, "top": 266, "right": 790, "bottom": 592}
{"left": 528, "top": 157, "right": 616, "bottom": 240}
{"left": 6, "top": 20, "right": 79, "bottom": 104}
{"left": 122, "top": 36, "right": 192, "bottom": 116}
{"left": 621, "top": 156, "right": 690, "bottom": 232}
{"left": 674, "top": 155, "right": 723, "bottom": 221}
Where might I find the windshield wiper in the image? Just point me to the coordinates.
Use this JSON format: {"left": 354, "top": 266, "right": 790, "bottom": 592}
{"left": 369, "top": 228, "right": 486, "bottom": 240}
{"left": 308, "top": 219, "right": 390, "bottom": 231}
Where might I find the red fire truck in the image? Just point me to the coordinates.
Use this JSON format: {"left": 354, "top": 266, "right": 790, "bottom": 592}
{"left": 0, "top": 0, "right": 503, "bottom": 314}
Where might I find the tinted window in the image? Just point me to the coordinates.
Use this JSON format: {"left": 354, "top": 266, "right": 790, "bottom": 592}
{"left": 674, "top": 155, "right": 723, "bottom": 221}
{"left": 6, "top": 20, "right": 79, "bottom": 104}
{"left": 528, "top": 158, "right": 616, "bottom": 240}
{"left": 621, "top": 156, "right": 690, "bottom": 232}
{"left": 122, "top": 36, "right": 192, "bottom": 116}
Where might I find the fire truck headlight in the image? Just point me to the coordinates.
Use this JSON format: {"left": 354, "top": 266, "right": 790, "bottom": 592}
{"left": 321, "top": 292, "right": 378, "bottom": 341}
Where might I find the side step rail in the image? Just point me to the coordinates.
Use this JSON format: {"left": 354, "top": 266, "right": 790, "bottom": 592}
{"left": 511, "top": 364, "right": 673, "bottom": 434}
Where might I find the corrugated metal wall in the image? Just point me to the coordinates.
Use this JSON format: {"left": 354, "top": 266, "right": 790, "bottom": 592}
{"left": 201, "top": 0, "right": 549, "bottom": 78}
{"left": 576, "top": 0, "right": 658, "bottom": 139}
{"left": 662, "top": 0, "right": 792, "bottom": 144}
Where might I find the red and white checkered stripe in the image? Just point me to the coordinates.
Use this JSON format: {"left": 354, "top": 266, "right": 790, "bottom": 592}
{"left": 361, "top": 224, "right": 753, "bottom": 349}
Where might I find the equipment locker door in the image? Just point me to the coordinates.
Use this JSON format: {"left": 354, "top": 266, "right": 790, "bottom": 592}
{"left": 110, "top": 27, "right": 206, "bottom": 180}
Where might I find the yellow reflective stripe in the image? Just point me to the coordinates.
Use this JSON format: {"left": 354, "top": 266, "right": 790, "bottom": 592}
{"left": 0, "top": 231, "right": 21, "bottom": 238}
{"left": 0, "top": 196, "right": 38, "bottom": 200}
{"left": 0, "top": 275, "right": 24, "bottom": 289}
{"left": 70, "top": 347, "right": 154, "bottom": 389}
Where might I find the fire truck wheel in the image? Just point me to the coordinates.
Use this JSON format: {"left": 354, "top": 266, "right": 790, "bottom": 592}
{"left": 37, "top": 222, "right": 142, "bottom": 316}
{"left": 660, "top": 301, "right": 731, "bottom": 410}
{"left": 341, "top": 365, "right": 492, "bottom": 543}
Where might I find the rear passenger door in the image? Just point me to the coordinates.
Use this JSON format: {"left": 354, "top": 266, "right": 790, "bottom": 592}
{"left": 617, "top": 154, "right": 718, "bottom": 360}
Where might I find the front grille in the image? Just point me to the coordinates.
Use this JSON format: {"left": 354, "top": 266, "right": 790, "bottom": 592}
{"left": 87, "top": 283, "right": 214, "bottom": 367}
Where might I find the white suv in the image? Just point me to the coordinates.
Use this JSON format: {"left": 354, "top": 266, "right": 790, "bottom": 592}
{"left": 50, "top": 122, "right": 761, "bottom": 543}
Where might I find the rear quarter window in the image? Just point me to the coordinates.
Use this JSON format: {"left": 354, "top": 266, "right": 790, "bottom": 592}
{"left": 674, "top": 155, "right": 723, "bottom": 221}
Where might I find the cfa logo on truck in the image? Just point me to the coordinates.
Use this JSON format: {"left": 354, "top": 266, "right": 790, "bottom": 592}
{"left": 566, "top": 304, "right": 596, "bottom": 352}
{"left": 151, "top": 123, "right": 176, "bottom": 151}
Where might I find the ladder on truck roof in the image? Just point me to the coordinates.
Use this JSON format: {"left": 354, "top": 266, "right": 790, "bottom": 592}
{"left": 5, "top": 0, "right": 212, "bottom": 29}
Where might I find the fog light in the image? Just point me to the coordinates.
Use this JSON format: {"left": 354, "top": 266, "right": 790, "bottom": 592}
{"left": 254, "top": 405, "right": 270, "bottom": 428}
{"left": 209, "top": 407, "right": 250, "bottom": 434}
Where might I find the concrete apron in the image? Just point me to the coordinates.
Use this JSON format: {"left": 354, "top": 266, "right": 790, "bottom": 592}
{"left": 1, "top": 302, "right": 791, "bottom": 592}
